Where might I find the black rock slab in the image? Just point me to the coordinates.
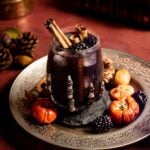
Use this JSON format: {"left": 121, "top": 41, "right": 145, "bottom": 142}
{"left": 57, "top": 89, "right": 111, "bottom": 127}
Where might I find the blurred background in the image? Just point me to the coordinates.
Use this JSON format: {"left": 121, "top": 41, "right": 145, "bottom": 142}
{"left": 0, "top": 0, "right": 150, "bottom": 28}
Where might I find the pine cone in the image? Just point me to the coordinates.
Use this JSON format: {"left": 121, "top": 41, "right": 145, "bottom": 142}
{"left": 0, "top": 43, "right": 13, "bottom": 70}
{"left": 10, "top": 32, "right": 39, "bottom": 57}
{"left": 0, "top": 31, "right": 12, "bottom": 47}
{"left": 0, "top": 27, "right": 21, "bottom": 48}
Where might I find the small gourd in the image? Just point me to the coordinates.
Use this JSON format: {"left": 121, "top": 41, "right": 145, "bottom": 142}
{"left": 109, "top": 96, "right": 139, "bottom": 125}
{"left": 32, "top": 98, "right": 57, "bottom": 124}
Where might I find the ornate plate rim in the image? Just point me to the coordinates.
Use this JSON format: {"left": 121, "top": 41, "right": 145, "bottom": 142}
{"left": 9, "top": 48, "right": 150, "bottom": 150}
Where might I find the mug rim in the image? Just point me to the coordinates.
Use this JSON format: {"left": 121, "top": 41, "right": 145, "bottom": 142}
{"left": 51, "top": 25, "right": 100, "bottom": 55}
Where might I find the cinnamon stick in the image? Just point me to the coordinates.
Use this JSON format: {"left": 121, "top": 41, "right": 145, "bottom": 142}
{"left": 52, "top": 20, "right": 72, "bottom": 47}
{"left": 75, "top": 24, "right": 88, "bottom": 41}
{"left": 45, "top": 19, "right": 72, "bottom": 48}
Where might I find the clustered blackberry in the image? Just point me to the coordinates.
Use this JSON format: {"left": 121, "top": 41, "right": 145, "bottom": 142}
{"left": 70, "top": 34, "right": 97, "bottom": 51}
{"left": 70, "top": 42, "right": 89, "bottom": 51}
{"left": 133, "top": 90, "right": 148, "bottom": 109}
{"left": 84, "top": 35, "right": 98, "bottom": 47}
{"left": 91, "top": 115, "right": 113, "bottom": 133}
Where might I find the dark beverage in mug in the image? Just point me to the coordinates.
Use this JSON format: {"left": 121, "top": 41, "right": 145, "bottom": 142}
{"left": 47, "top": 26, "right": 103, "bottom": 111}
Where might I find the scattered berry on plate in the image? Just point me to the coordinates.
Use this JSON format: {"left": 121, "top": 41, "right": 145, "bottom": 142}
{"left": 91, "top": 115, "right": 113, "bottom": 133}
{"left": 133, "top": 90, "right": 148, "bottom": 110}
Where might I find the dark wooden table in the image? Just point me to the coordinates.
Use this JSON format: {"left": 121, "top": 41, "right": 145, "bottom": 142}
{"left": 0, "top": 0, "right": 149, "bottom": 149}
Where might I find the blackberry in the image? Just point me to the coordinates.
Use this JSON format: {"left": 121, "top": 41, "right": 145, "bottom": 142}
{"left": 92, "top": 115, "right": 113, "bottom": 133}
{"left": 70, "top": 42, "right": 89, "bottom": 51}
{"left": 133, "top": 90, "right": 148, "bottom": 109}
{"left": 84, "top": 35, "right": 98, "bottom": 47}
{"left": 104, "top": 80, "right": 115, "bottom": 91}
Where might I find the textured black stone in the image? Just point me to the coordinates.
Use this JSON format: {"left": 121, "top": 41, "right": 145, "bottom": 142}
{"left": 58, "top": 89, "right": 111, "bottom": 127}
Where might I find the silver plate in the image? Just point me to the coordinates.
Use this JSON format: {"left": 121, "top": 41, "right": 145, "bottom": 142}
{"left": 9, "top": 48, "right": 150, "bottom": 150}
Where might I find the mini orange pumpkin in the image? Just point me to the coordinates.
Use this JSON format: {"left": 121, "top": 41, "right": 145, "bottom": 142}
{"left": 32, "top": 98, "right": 57, "bottom": 124}
{"left": 109, "top": 96, "right": 139, "bottom": 125}
{"left": 110, "top": 84, "right": 134, "bottom": 100}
